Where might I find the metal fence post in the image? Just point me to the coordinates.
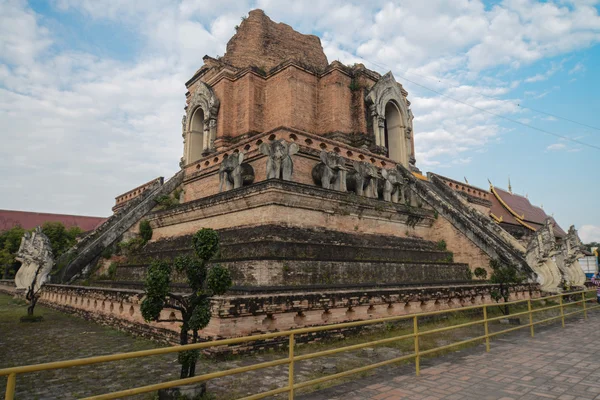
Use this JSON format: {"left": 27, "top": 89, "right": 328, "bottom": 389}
{"left": 559, "top": 295, "right": 565, "bottom": 328}
{"left": 527, "top": 299, "right": 534, "bottom": 337}
{"left": 483, "top": 305, "right": 490, "bottom": 352}
{"left": 5, "top": 373, "right": 16, "bottom": 400}
{"left": 582, "top": 291, "right": 588, "bottom": 319}
{"left": 413, "top": 315, "right": 420, "bottom": 376}
{"left": 289, "top": 333, "right": 295, "bottom": 400}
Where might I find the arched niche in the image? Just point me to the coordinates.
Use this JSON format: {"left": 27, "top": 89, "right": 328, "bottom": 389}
{"left": 365, "top": 72, "right": 414, "bottom": 168}
{"left": 384, "top": 101, "right": 406, "bottom": 163}
{"left": 188, "top": 107, "right": 205, "bottom": 163}
{"left": 182, "top": 81, "right": 220, "bottom": 165}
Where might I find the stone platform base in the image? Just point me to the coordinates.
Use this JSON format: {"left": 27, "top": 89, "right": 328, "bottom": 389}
{"left": 34, "top": 282, "right": 541, "bottom": 352}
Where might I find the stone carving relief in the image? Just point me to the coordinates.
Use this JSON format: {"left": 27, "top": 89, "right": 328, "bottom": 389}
{"left": 14, "top": 227, "right": 54, "bottom": 292}
{"left": 556, "top": 225, "right": 586, "bottom": 286}
{"left": 311, "top": 150, "right": 348, "bottom": 191}
{"left": 525, "top": 218, "right": 563, "bottom": 292}
{"left": 259, "top": 139, "right": 299, "bottom": 181}
{"left": 381, "top": 167, "right": 404, "bottom": 203}
{"left": 347, "top": 161, "right": 378, "bottom": 198}
{"left": 219, "top": 151, "right": 254, "bottom": 192}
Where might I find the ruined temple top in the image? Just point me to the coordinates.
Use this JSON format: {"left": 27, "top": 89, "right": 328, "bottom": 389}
{"left": 221, "top": 9, "right": 329, "bottom": 72}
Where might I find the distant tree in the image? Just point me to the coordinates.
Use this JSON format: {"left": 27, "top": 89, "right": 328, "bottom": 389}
{"left": 584, "top": 242, "right": 600, "bottom": 253}
{"left": 0, "top": 226, "right": 25, "bottom": 279}
{"left": 140, "top": 228, "right": 231, "bottom": 379}
{"left": 489, "top": 259, "right": 526, "bottom": 315}
{"left": 41, "top": 222, "right": 81, "bottom": 258}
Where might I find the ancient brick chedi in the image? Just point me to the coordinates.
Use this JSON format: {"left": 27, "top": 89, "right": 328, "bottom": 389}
{"left": 42, "top": 9, "right": 588, "bottom": 343}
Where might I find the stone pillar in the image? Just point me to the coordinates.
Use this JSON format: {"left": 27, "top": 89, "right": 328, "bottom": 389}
{"left": 202, "top": 120, "right": 210, "bottom": 152}
{"left": 209, "top": 118, "right": 217, "bottom": 150}
{"left": 370, "top": 105, "right": 380, "bottom": 146}
{"left": 377, "top": 117, "right": 386, "bottom": 149}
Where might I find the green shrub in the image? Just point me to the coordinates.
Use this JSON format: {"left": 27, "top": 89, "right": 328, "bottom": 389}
{"left": 173, "top": 188, "right": 184, "bottom": 201}
{"left": 474, "top": 267, "right": 488, "bottom": 279}
{"left": 139, "top": 220, "right": 153, "bottom": 243}
{"left": 118, "top": 237, "right": 146, "bottom": 255}
{"left": 101, "top": 247, "right": 113, "bottom": 259}
{"left": 348, "top": 78, "right": 360, "bottom": 91}
{"left": 155, "top": 194, "right": 179, "bottom": 210}
{"left": 108, "top": 262, "right": 118, "bottom": 279}
{"left": 436, "top": 240, "right": 447, "bottom": 251}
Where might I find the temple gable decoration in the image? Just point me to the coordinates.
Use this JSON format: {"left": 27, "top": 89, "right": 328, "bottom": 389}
{"left": 365, "top": 72, "right": 414, "bottom": 168}
{"left": 183, "top": 81, "right": 220, "bottom": 165}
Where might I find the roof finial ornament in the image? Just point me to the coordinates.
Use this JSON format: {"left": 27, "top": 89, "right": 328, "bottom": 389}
{"left": 508, "top": 176, "right": 512, "bottom": 194}
{"left": 541, "top": 203, "right": 544, "bottom": 209}
{"left": 464, "top": 176, "right": 469, "bottom": 184}
{"left": 487, "top": 178, "right": 493, "bottom": 189}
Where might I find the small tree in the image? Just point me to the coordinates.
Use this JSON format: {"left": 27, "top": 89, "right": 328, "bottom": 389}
{"left": 24, "top": 264, "right": 44, "bottom": 319}
{"left": 489, "top": 259, "right": 525, "bottom": 315}
{"left": 140, "top": 228, "right": 231, "bottom": 379}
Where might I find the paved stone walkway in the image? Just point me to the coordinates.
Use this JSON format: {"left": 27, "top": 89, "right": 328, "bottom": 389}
{"left": 303, "top": 311, "right": 600, "bottom": 400}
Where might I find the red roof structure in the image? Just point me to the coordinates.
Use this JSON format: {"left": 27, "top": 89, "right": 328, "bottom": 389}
{"left": 489, "top": 187, "right": 566, "bottom": 237}
{"left": 0, "top": 210, "right": 106, "bottom": 232}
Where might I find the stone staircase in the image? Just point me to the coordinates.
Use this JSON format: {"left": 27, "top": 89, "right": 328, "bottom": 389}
{"left": 397, "top": 165, "right": 530, "bottom": 275}
{"left": 53, "top": 170, "right": 185, "bottom": 283}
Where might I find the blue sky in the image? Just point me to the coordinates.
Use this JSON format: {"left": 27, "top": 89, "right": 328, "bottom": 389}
{"left": 0, "top": 0, "right": 599, "bottom": 242}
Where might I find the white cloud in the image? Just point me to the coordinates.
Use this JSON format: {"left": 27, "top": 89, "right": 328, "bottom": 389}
{"left": 580, "top": 225, "right": 600, "bottom": 243}
{"left": 546, "top": 143, "right": 566, "bottom": 150}
{"left": 569, "top": 62, "right": 586, "bottom": 75}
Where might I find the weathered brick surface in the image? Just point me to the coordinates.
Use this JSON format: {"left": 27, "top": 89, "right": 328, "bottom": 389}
{"left": 222, "top": 9, "right": 329, "bottom": 72}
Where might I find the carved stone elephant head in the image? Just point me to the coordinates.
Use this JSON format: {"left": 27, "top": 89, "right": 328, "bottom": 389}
{"left": 259, "top": 140, "right": 299, "bottom": 181}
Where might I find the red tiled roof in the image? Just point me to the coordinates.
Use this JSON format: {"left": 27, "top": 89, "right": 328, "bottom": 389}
{"left": 490, "top": 187, "right": 566, "bottom": 237}
{"left": 0, "top": 210, "right": 106, "bottom": 232}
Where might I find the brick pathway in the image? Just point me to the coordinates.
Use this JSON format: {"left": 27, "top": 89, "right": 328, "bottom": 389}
{"left": 303, "top": 311, "right": 600, "bottom": 400}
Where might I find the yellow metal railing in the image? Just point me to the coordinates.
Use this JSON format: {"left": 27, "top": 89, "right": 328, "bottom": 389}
{"left": 2, "top": 289, "right": 598, "bottom": 400}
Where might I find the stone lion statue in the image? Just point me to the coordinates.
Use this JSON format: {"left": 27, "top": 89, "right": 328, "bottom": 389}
{"left": 14, "top": 227, "right": 54, "bottom": 292}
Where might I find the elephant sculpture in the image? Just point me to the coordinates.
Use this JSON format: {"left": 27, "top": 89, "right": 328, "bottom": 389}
{"left": 259, "top": 139, "right": 299, "bottom": 181}
{"left": 380, "top": 167, "right": 404, "bottom": 203}
{"left": 219, "top": 152, "right": 255, "bottom": 192}
{"left": 311, "top": 150, "right": 348, "bottom": 191}
{"left": 347, "top": 161, "right": 378, "bottom": 198}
